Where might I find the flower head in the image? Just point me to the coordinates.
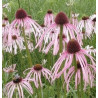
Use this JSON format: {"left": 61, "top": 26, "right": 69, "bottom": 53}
{"left": 55, "top": 12, "right": 69, "bottom": 25}
{"left": 24, "top": 64, "right": 52, "bottom": 88}
{"left": 44, "top": 9, "right": 54, "bottom": 27}
{"left": 67, "top": 39, "right": 80, "bottom": 54}
{"left": 3, "top": 64, "right": 17, "bottom": 73}
{"left": 2, "top": 17, "right": 10, "bottom": 46}
{"left": 78, "top": 16, "right": 94, "bottom": 39}
{"left": 4, "top": 74, "right": 33, "bottom": 98}
{"left": 71, "top": 13, "right": 79, "bottom": 27}
{"left": 27, "top": 41, "right": 34, "bottom": 52}
{"left": 36, "top": 12, "right": 82, "bottom": 51}
{"left": 64, "top": 61, "right": 96, "bottom": 92}
{"left": 43, "top": 34, "right": 68, "bottom": 55}
{"left": 90, "top": 14, "right": 96, "bottom": 33}
{"left": 47, "top": 10, "right": 53, "bottom": 14}
{"left": 52, "top": 39, "right": 95, "bottom": 80}
{"left": 10, "top": 8, "right": 42, "bottom": 43}
{"left": 2, "top": 17, "right": 9, "bottom": 33}
{"left": 15, "top": 8, "right": 27, "bottom": 19}
{"left": 3, "top": 28, "right": 25, "bottom": 54}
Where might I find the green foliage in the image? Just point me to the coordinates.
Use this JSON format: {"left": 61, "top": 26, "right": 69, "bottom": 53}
{"left": 2, "top": 0, "right": 96, "bottom": 98}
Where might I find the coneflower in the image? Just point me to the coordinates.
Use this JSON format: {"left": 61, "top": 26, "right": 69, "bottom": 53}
{"left": 3, "top": 64, "right": 17, "bottom": 73}
{"left": 36, "top": 12, "right": 82, "bottom": 50}
{"left": 92, "top": 17, "right": 96, "bottom": 33}
{"left": 78, "top": 16, "right": 94, "bottom": 39}
{"left": 3, "top": 29, "right": 25, "bottom": 54}
{"left": 44, "top": 9, "right": 54, "bottom": 27}
{"left": 27, "top": 41, "right": 34, "bottom": 52}
{"left": 43, "top": 34, "right": 68, "bottom": 55}
{"left": 64, "top": 61, "right": 96, "bottom": 92}
{"left": 10, "top": 8, "right": 42, "bottom": 42}
{"left": 2, "top": 17, "right": 10, "bottom": 43}
{"left": 2, "top": 17, "right": 9, "bottom": 28}
{"left": 23, "top": 64, "right": 52, "bottom": 88}
{"left": 52, "top": 39, "right": 95, "bottom": 80}
{"left": 71, "top": 13, "right": 79, "bottom": 27}
{"left": 4, "top": 74, "right": 33, "bottom": 98}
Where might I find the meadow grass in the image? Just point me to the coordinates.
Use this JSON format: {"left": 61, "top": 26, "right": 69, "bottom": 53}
{"left": 2, "top": 0, "right": 96, "bottom": 98}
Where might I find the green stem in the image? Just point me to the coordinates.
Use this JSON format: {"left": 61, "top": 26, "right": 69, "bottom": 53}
{"left": 74, "top": 55, "right": 77, "bottom": 73}
{"left": 87, "top": 86, "right": 90, "bottom": 98}
{"left": 63, "top": 84, "right": 67, "bottom": 98}
{"left": 73, "top": 55, "right": 80, "bottom": 98}
{"left": 22, "top": 24, "right": 32, "bottom": 67}
{"left": 59, "top": 25, "right": 63, "bottom": 53}
{"left": 7, "top": 52, "right": 12, "bottom": 65}
{"left": 56, "top": 25, "right": 63, "bottom": 98}
{"left": 37, "top": 87, "right": 42, "bottom": 98}
{"left": 70, "top": 5, "right": 72, "bottom": 21}
{"left": 77, "top": 82, "right": 80, "bottom": 98}
{"left": 12, "top": 46, "right": 14, "bottom": 64}
{"left": 80, "top": 69, "right": 84, "bottom": 98}
{"left": 40, "top": 87, "right": 42, "bottom": 98}
{"left": 28, "top": 0, "right": 31, "bottom": 14}
{"left": 18, "top": 0, "right": 20, "bottom": 8}
{"left": 55, "top": 79, "right": 61, "bottom": 98}
{"left": 15, "top": 89, "right": 18, "bottom": 98}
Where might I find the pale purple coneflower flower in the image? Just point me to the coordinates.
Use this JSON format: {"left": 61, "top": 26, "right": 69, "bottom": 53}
{"left": 27, "top": 41, "right": 34, "bottom": 52}
{"left": 91, "top": 17, "right": 96, "bottom": 33}
{"left": 2, "top": 17, "right": 9, "bottom": 28}
{"left": 43, "top": 34, "right": 68, "bottom": 55}
{"left": 25, "top": 15, "right": 42, "bottom": 41}
{"left": 40, "top": 24, "right": 47, "bottom": 32}
{"left": 40, "top": 24, "right": 47, "bottom": 43}
{"left": 2, "top": 17, "right": 9, "bottom": 41}
{"left": 52, "top": 39, "right": 95, "bottom": 81}
{"left": 71, "top": 13, "right": 79, "bottom": 27}
{"left": 37, "top": 29, "right": 58, "bottom": 52}
{"left": 64, "top": 61, "right": 96, "bottom": 92}
{"left": 44, "top": 29, "right": 59, "bottom": 44}
{"left": 36, "top": 12, "right": 82, "bottom": 50}
{"left": 24, "top": 15, "right": 35, "bottom": 37}
{"left": 89, "top": 14, "right": 96, "bottom": 34}
{"left": 4, "top": 74, "right": 33, "bottom": 98}
{"left": 23, "top": 64, "right": 52, "bottom": 88}
{"left": 78, "top": 16, "right": 94, "bottom": 39}
{"left": 2, "top": 30, "right": 9, "bottom": 46}
{"left": 3, "top": 64, "right": 17, "bottom": 73}
{"left": 3, "top": 29, "right": 25, "bottom": 54}
{"left": 42, "top": 29, "right": 60, "bottom": 52}
{"left": 10, "top": 8, "right": 42, "bottom": 42}
{"left": 44, "top": 10, "right": 54, "bottom": 27}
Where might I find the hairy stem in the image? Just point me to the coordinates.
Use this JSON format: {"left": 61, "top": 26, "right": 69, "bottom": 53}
{"left": 80, "top": 69, "right": 84, "bottom": 98}
{"left": 56, "top": 25, "right": 63, "bottom": 98}
{"left": 28, "top": 0, "right": 31, "bottom": 14}
{"left": 18, "top": 0, "right": 20, "bottom": 8}
{"left": 59, "top": 25, "right": 63, "bottom": 53}
{"left": 22, "top": 23, "right": 32, "bottom": 67}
